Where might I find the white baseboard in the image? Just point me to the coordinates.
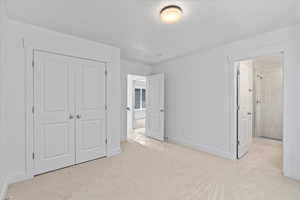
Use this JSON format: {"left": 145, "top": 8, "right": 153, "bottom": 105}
{"left": 0, "top": 172, "right": 33, "bottom": 200}
{"left": 293, "top": 171, "right": 300, "bottom": 181}
{"left": 120, "top": 134, "right": 127, "bottom": 142}
{"left": 0, "top": 180, "right": 8, "bottom": 200}
{"left": 167, "top": 136, "right": 232, "bottom": 160}
{"left": 7, "top": 172, "right": 33, "bottom": 185}
{"left": 107, "top": 148, "right": 121, "bottom": 157}
{"left": 285, "top": 170, "right": 300, "bottom": 181}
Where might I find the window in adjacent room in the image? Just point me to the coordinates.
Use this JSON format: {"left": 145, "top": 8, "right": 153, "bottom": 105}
{"left": 135, "top": 88, "right": 146, "bottom": 110}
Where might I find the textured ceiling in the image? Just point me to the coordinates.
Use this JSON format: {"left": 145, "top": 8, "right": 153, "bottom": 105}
{"left": 6, "top": 0, "right": 300, "bottom": 65}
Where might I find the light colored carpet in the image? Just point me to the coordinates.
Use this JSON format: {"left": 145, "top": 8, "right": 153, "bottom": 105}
{"left": 7, "top": 137, "right": 300, "bottom": 200}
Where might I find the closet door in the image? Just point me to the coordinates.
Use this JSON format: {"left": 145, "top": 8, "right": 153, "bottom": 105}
{"left": 75, "top": 60, "right": 107, "bottom": 163}
{"left": 34, "top": 51, "right": 76, "bottom": 175}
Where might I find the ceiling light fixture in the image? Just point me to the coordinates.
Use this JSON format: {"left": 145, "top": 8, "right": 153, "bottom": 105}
{"left": 160, "top": 5, "right": 183, "bottom": 24}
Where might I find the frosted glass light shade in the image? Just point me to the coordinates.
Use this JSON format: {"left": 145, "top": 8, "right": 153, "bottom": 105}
{"left": 160, "top": 5, "right": 182, "bottom": 24}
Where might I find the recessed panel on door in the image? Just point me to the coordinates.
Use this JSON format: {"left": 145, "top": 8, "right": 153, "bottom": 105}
{"left": 146, "top": 73, "right": 165, "bottom": 141}
{"left": 34, "top": 51, "right": 76, "bottom": 175}
{"left": 75, "top": 60, "right": 106, "bottom": 163}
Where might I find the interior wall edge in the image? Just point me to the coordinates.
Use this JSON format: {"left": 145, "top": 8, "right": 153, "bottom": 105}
{"left": 0, "top": 180, "right": 7, "bottom": 200}
{"left": 0, "top": 0, "right": 8, "bottom": 198}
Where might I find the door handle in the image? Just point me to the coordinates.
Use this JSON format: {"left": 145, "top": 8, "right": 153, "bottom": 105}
{"left": 247, "top": 112, "right": 252, "bottom": 115}
{"left": 160, "top": 109, "right": 165, "bottom": 112}
{"left": 76, "top": 114, "right": 81, "bottom": 119}
{"left": 69, "top": 115, "right": 74, "bottom": 119}
{"left": 126, "top": 107, "right": 130, "bottom": 111}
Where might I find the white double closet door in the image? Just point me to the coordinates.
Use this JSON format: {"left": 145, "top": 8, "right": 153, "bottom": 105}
{"left": 34, "top": 51, "right": 107, "bottom": 175}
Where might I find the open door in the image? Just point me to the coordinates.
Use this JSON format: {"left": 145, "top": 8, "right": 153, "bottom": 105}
{"left": 237, "top": 60, "right": 253, "bottom": 159}
{"left": 127, "top": 75, "right": 134, "bottom": 135}
{"left": 146, "top": 73, "right": 165, "bottom": 141}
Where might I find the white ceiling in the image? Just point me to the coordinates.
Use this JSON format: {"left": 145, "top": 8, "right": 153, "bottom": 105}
{"left": 6, "top": 0, "right": 300, "bottom": 65}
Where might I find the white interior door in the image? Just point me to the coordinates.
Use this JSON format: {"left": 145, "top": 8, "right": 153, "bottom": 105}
{"left": 146, "top": 73, "right": 165, "bottom": 141}
{"left": 34, "top": 51, "right": 76, "bottom": 174}
{"left": 237, "top": 60, "right": 253, "bottom": 159}
{"left": 75, "top": 59, "right": 107, "bottom": 164}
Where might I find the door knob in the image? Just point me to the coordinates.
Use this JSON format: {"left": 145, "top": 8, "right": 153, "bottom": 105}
{"left": 76, "top": 114, "right": 81, "bottom": 119}
{"left": 69, "top": 115, "right": 74, "bottom": 119}
{"left": 126, "top": 107, "right": 130, "bottom": 111}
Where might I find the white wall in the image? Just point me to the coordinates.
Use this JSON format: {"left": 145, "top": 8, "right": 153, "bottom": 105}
{"left": 120, "top": 59, "right": 152, "bottom": 140}
{"left": 153, "top": 25, "right": 300, "bottom": 180}
{"left": 1, "top": 19, "right": 121, "bottom": 185}
{"left": 254, "top": 60, "right": 283, "bottom": 140}
{"left": 0, "top": 0, "right": 8, "bottom": 198}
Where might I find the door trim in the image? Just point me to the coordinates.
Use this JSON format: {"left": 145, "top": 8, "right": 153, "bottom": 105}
{"left": 228, "top": 48, "right": 287, "bottom": 173}
{"left": 24, "top": 42, "right": 109, "bottom": 178}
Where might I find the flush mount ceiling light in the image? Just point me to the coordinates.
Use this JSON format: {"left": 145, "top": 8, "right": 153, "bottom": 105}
{"left": 160, "top": 5, "right": 183, "bottom": 24}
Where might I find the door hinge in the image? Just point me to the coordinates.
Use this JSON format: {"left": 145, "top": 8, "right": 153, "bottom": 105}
{"left": 105, "top": 69, "right": 107, "bottom": 76}
{"left": 32, "top": 153, "right": 35, "bottom": 160}
{"left": 105, "top": 138, "right": 107, "bottom": 144}
{"left": 237, "top": 69, "right": 240, "bottom": 76}
{"left": 22, "top": 38, "right": 25, "bottom": 48}
{"left": 105, "top": 105, "right": 108, "bottom": 110}
{"left": 237, "top": 105, "right": 240, "bottom": 111}
{"left": 32, "top": 60, "right": 34, "bottom": 68}
{"left": 32, "top": 106, "right": 35, "bottom": 114}
{"left": 237, "top": 140, "right": 240, "bottom": 146}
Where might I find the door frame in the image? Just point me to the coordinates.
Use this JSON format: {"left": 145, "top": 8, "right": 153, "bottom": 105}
{"left": 24, "top": 40, "right": 109, "bottom": 178}
{"left": 228, "top": 48, "right": 287, "bottom": 172}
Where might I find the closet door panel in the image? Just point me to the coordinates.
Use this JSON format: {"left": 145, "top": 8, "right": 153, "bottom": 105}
{"left": 75, "top": 60, "right": 106, "bottom": 163}
{"left": 34, "top": 51, "right": 76, "bottom": 175}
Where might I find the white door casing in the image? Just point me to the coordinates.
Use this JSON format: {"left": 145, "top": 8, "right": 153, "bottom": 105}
{"left": 34, "top": 51, "right": 76, "bottom": 174}
{"left": 127, "top": 75, "right": 134, "bottom": 135}
{"left": 237, "top": 60, "right": 253, "bottom": 159}
{"left": 75, "top": 59, "right": 107, "bottom": 163}
{"left": 146, "top": 73, "right": 165, "bottom": 141}
{"left": 34, "top": 51, "right": 107, "bottom": 174}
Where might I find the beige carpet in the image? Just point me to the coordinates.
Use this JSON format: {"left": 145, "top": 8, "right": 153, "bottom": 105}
{"left": 7, "top": 137, "right": 300, "bottom": 200}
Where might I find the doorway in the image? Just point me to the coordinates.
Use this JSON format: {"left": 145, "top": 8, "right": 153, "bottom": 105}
{"left": 126, "top": 73, "right": 165, "bottom": 142}
{"left": 235, "top": 53, "right": 283, "bottom": 169}
{"left": 127, "top": 75, "right": 147, "bottom": 140}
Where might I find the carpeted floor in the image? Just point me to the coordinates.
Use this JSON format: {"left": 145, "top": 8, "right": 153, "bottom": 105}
{"left": 7, "top": 136, "right": 300, "bottom": 200}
